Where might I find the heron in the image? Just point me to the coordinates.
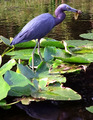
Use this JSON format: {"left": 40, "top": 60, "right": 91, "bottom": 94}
{"left": 10, "top": 4, "right": 81, "bottom": 71}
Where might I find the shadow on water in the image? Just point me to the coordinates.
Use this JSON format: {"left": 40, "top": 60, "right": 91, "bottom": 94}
{"left": 0, "top": 0, "right": 93, "bottom": 120}
{"left": 0, "top": 100, "right": 93, "bottom": 120}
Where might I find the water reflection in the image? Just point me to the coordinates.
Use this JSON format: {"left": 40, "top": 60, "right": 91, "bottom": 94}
{"left": 0, "top": 0, "right": 93, "bottom": 40}
{"left": 15, "top": 101, "right": 93, "bottom": 120}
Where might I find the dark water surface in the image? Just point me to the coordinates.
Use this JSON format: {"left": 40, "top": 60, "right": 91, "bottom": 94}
{"left": 0, "top": 0, "right": 93, "bottom": 41}
{"left": 0, "top": 0, "right": 93, "bottom": 120}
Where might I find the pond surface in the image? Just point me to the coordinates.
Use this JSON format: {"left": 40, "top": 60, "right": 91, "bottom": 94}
{"left": 0, "top": 0, "right": 93, "bottom": 120}
{"left": 0, "top": 0, "right": 93, "bottom": 41}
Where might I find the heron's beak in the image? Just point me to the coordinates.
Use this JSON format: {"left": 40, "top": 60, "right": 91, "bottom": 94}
{"left": 74, "top": 10, "right": 82, "bottom": 20}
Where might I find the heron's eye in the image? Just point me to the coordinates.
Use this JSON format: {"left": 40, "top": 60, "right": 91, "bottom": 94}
{"left": 66, "top": 7, "right": 71, "bottom": 10}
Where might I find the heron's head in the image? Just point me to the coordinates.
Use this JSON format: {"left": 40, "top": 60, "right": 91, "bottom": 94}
{"left": 56, "top": 4, "right": 81, "bottom": 13}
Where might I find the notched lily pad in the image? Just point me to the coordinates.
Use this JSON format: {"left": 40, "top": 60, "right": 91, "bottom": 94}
{"left": 31, "top": 84, "right": 81, "bottom": 100}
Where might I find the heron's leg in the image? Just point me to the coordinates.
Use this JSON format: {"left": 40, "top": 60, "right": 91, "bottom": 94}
{"left": 38, "top": 40, "right": 43, "bottom": 61}
{"left": 32, "top": 41, "right": 38, "bottom": 71}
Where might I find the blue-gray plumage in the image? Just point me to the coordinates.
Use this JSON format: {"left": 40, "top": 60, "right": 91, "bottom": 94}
{"left": 10, "top": 4, "right": 81, "bottom": 71}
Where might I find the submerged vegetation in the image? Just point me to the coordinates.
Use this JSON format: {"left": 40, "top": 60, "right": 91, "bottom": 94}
{"left": 0, "top": 32, "right": 93, "bottom": 113}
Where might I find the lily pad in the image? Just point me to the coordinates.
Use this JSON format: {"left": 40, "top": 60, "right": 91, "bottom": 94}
{"left": 80, "top": 33, "right": 93, "bottom": 40}
{"left": 4, "top": 70, "right": 35, "bottom": 96}
{"left": 40, "top": 38, "right": 64, "bottom": 48}
{"left": 0, "top": 76, "right": 10, "bottom": 100}
{"left": 29, "top": 53, "right": 41, "bottom": 66}
{"left": 86, "top": 106, "right": 93, "bottom": 113}
{"left": 17, "top": 64, "right": 36, "bottom": 79}
{"left": 0, "top": 36, "right": 10, "bottom": 46}
{"left": 44, "top": 46, "right": 56, "bottom": 62}
{"left": 6, "top": 48, "right": 44, "bottom": 60}
{"left": 0, "top": 59, "right": 16, "bottom": 76}
{"left": 31, "top": 84, "right": 81, "bottom": 100}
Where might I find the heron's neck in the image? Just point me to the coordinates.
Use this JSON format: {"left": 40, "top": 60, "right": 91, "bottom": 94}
{"left": 54, "top": 12, "right": 66, "bottom": 25}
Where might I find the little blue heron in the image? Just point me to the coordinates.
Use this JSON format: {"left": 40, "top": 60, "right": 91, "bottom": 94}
{"left": 10, "top": 4, "right": 81, "bottom": 71}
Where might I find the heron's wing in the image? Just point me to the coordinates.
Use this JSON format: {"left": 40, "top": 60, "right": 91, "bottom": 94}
{"left": 11, "top": 13, "right": 55, "bottom": 45}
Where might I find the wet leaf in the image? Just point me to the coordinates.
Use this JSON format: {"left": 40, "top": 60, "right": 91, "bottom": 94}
{"left": 29, "top": 53, "right": 41, "bottom": 66}
{"left": 80, "top": 33, "right": 93, "bottom": 40}
{"left": 40, "top": 38, "right": 64, "bottom": 48}
{"left": 86, "top": 106, "right": 93, "bottom": 113}
{"left": 67, "top": 40, "right": 93, "bottom": 48}
{"left": 55, "top": 55, "right": 90, "bottom": 64}
{"left": 44, "top": 46, "right": 56, "bottom": 61}
{"left": 39, "top": 79, "right": 47, "bottom": 90}
{"left": 6, "top": 48, "right": 44, "bottom": 60}
{"left": 17, "top": 64, "right": 36, "bottom": 79}
{"left": 36, "top": 61, "right": 49, "bottom": 75}
{"left": 4, "top": 70, "right": 34, "bottom": 96}
{"left": 0, "top": 76, "right": 10, "bottom": 100}
{"left": 31, "top": 84, "right": 81, "bottom": 100}
{"left": 14, "top": 40, "right": 36, "bottom": 48}
{"left": 0, "top": 59, "right": 16, "bottom": 76}
{"left": 51, "top": 59, "right": 82, "bottom": 74}
{"left": 0, "top": 36, "right": 10, "bottom": 46}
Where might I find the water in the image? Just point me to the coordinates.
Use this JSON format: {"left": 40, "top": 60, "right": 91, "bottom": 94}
{"left": 0, "top": 0, "right": 93, "bottom": 41}
{"left": 0, "top": 0, "right": 93, "bottom": 120}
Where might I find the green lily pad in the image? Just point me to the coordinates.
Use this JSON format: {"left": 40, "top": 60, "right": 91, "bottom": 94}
{"left": 36, "top": 61, "right": 49, "bottom": 75}
{"left": 80, "top": 33, "right": 93, "bottom": 40}
{"left": 40, "top": 38, "right": 64, "bottom": 48}
{"left": 67, "top": 40, "right": 93, "bottom": 49}
{"left": 4, "top": 70, "right": 35, "bottom": 96}
{"left": 59, "top": 55, "right": 90, "bottom": 64}
{"left": 31, "top": 84, "right": 81, "bottom": 100}
{"left": 29, "top": 53, "right": 41, "bottom": 66}
{"left": 17, "top": 64, "right": 36, "bottom": 79}
{"left": 0, "top": 36, "right": 10, "bottom": 46}
{"left": 6, "top": 48, "right": 44, "bottom": 60}
{"left": 51, "top": 59, "right": 81, "bottom": 74}
{"left": 0, "top": 76, "right": 10, "bottom": 100}
{"left": 0, "top": 59, "right": 16, "bottom": 76}
{"left": 44, "top": 46, "right": 56, "bottom": 62}
{"left": 86, "top": 106, "right": 93, "bottom": 113}
{"left": 14, "top": 40, "right": 36, "bottom": 48}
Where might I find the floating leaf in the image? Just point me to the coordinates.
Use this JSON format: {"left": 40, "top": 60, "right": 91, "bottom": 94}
{"left": 31, "top": 84, "right": 81, "bottom": 100}
{"left": 55, "top": 55, "right": 90, "bottom": 64}
{"left": 39, "top": 79, "right": 47, "bottom": 90}
{"left": 80, "top": 33, "right": 93, "bottom": 40}
{"left": 17, "top": 64, "right": 36, "bottom": 79}
{"left": 29, "top": 53, "right": 41, "bottom": 66}
{"left": 0, "top": 76, "right": 10, "bottom": 100}
{"left": 86, "top": 106, "right": 93, "bottom": 113}
{"left": 4, "top": 70, "right": 34, "bottom": 96}
{"left": 40, "top": 38, "right": 64, "bottom": 48}
{"left": 67, "top": 40, "right": 93, "bottom": 48}
{"left": 36, "top": 61, "right": 49, "bottom": 75}
{"left": 14, "top": 40, "right": 36, "bottom": 48}
{"left": 0, "top": 59, "right": 16, "bottom": 76}
{"left": 6, "top": 48, "right": 44, "bottom": 60}
{"left": 0, "top": 36, "right": 10, "bottom": 46}
{"left": 51, "top": 59, "right": 81, "bottom": 74}
{"left": 44, "top": 46, "right": 56, "bottom": 62}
